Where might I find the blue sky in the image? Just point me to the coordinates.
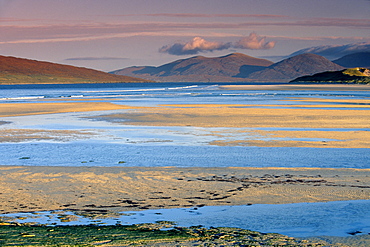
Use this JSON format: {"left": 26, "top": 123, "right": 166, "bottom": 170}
{"left": 0, "top": 0, "right": 369, "bottom": 71}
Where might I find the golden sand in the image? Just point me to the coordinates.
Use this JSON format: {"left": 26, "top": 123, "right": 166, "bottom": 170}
{"left": 0, "top": 102, "right": 139, "bottom": 117}
{"left": 210, "top": 129, "right": 370, "bottom": 148}
{"left": 0, "top": 166, "right": 368, "bottom": 214}
{"left": 100, "top": 104, "right": 370, "bottom": 129}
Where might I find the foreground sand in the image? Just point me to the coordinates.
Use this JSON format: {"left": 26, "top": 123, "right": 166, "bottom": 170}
{"left": 0, "top": 166, "right": 368, "bottom": 214}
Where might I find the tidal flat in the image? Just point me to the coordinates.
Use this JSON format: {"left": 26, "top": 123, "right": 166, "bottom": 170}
{"left": 0, "top": 83, "right": 369, "bottom": 246}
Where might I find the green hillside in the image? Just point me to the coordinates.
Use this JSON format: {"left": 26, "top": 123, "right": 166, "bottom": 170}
{"left": 291, "top": 68, "right": 370, "bottom": 84}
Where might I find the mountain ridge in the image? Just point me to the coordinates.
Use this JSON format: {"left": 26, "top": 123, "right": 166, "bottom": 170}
{"left": 112, "top": 53, "right": 274, "bottom": 82}
{"left": 332, "top": 52, "right": 370, "bottom": 68}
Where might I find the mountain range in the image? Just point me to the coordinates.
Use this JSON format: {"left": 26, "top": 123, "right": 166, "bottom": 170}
{"left": 112, "top": 53, "right": 347, "bottom": 82}
{"left": 0, "top": 55, "right": 151, "bottom": 84}
{"left": 1, "top": 48, "right": 369, "bottom": 84}
{"left": 112, "top": 53, "right": 273, "bottom": 82}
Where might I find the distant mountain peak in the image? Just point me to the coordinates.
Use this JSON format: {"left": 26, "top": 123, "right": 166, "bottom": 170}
{"left": 222, "top": 52, "right": 250, "bottom": 57}
{"left": 333, "top": 52, "right": 370, "bottom": 68}
{"left": 248, "top": 53, "right": 344, "bottom": 81}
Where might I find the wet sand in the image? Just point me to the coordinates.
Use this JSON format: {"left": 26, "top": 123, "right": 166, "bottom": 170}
{"left": 1, "top": 91, "right": 369, "bottom": 147}
{"left": 0, "top": 166, "right": 369, "bottom": 214}
{"left": 95, "top": 99, "right": 370, "bottom": 148}
{"left": 98, "top": 103, "right": 370, "bottom": 129}
{"left": 210, "top": 129, "right": 370, "bottom": 148}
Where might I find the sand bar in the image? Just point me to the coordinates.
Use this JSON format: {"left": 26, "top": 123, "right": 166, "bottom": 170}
{"left": 99, "top": 104, "right": 370, "bottom": 129}
{"left": 210, "top": 129, "right": 370, "bottom": 148}
{"left": 0, "top": 166, "right": 369, "bottom": 214}
{"left": 0, "top": 102, "right": 140, "bottom": 117}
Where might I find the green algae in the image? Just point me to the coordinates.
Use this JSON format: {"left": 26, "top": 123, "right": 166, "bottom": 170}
{"left": 0, "top": 222, "right": 329, "bottom": 247}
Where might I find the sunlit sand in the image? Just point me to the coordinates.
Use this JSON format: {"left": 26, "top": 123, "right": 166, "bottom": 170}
{"left": 1, "top": 166, "right": 368, "bottom": 214}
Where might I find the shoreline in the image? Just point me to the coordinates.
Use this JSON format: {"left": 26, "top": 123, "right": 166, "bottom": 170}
{"left": 220, "top": 84, "right": 370, "bottom": 91}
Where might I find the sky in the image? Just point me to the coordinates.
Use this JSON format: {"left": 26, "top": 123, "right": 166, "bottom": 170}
{"left": 0, "top": 0, "right": 369, "bottom": 71}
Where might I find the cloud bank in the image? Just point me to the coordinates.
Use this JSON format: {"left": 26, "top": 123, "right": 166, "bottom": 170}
{"left": 65, "top": 57, "right": 128, "bottom": 61}
{"left": 159, "top": 33, "right": 276, "bottom": 55}
{"left": 289, "top": 42, "right": 370, "bottom": 60}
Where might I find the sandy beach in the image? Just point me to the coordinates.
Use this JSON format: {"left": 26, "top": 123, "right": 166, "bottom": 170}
{"left": 0, "top": 166, "right": 369, "bottom": 214}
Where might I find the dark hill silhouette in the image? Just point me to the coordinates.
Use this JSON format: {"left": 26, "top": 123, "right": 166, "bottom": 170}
{"left": 112, "top": 53, "right": 273, "bottom": 82}
{"left": 248, "top": 53, "right": 344, "bottom": 81}
{"left": 0, "top": 55, "right": 150, "bottom": 84}
{"left": 332, "top": 52, "right": 370, "bottom": 68}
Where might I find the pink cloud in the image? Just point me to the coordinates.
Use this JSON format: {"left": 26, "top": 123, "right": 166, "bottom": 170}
{"left": 146, "top": 13, "right": 288, "bottom": 19}
{"left": 234, "top": 32, "right": 276, "bottom": 50}
{"left": 159, "top": 33, "right": 276, "bottom": 55}
{"left": 159, "top": 37, "right": 231, "bottom": 55}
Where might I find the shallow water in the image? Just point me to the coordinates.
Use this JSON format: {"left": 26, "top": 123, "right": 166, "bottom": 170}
{"left": 1, "top": 200, "right": 369, "bottom": 237}
{"left": 1, "top": 142, "right": 369, "bottom": 168}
